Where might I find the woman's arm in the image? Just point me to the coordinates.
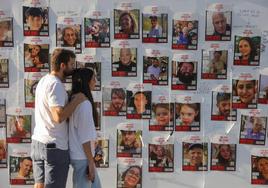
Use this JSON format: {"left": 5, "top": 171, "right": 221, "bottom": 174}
{"left": 82, "top": 141, "right": 95, "bottom": 182}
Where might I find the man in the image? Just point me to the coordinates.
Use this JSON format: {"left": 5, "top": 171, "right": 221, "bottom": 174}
{"left": 108, "top": 88, "right": 126, "bottom": 112}
{"left": 16, "top": 157, "right": 33, "bottom": 179}
{"left": 25, "top": 7, "right": 44, "bottom": 31}
{"left": 176, "top": 62, "right": 196, "bottom": 85}
{"left": 62, "top": 26, "right": 78, "bottom": 47}
{"left": 188, "top": 143, "right": 204, "bottom": 167}
{"left": 245, "top": 117, "right": 266, "bottom": 140}
{"left": 114, "top": 48, "right": 136, "bottom": 72}
{"left": 148, "top": 16, "right": 162, "bottom": 37}
{"left": 147, "top": 57, "right": 161, "bottom": 80}
{"left": 31, "top": 49, "right": 86, "bottom": 188}
{"left": 212, "top": 12, "right": 231, "bottom": 36}
{"left": 208, "top": 51, "right": 225, "bottom": 74}
{"left": 216, "top": 93, "right": 231, "bottom": 119}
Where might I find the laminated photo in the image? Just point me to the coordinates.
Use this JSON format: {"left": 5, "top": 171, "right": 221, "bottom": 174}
{"left": 94, "top": 138, "right": 109, "bottom": 168}
{"left": 233, "top": 35, "right": 261, "bottom": 66}
{"left": 9, "top": 144, "right": 33, "bottom": 185}
{"left": 23, "top": 6, "right": 49, "bottom": 36}
{"left": 6, "top": 114, "right": 31, "bottom": 143}
{"left": 210, "top": 143, "right": 236, "bottom": 171}
{"left": 172, "top": 13, "right": 198, "bottom": 50}
{"left": 112, "top": 47, "right": 137, "bottom": 77}
{"left": 102, "top": 86, "right": 126, "bottom": 116}
{"left": 0, "top": 17, "right": 13, "bottom": 47}
{"left": 24, "top": 42, "right": 49, "bottom": 72}
{"left": 182, "top": 142, "right": 208, "bottom": 171}
{"left": 114, "top": 7, "right": 140, "bottom": 40}
{"left": 143, "top": 55, "right": 168, "bottom": 86}
{"left": 117, "top": 158, "right": 142, "bottom": 188}
{"left": 84, "top": 11, "right": 110, "bottom": 47}
{"left": 0, "top": 58, "right": 9, "bottom": 88}
{"left": 56, "top": 17, "right": 82, "bottom": 53}
{"left": 142, "top": 6, "right": 168, "bottom": 43}
{"left": 201, "top": 50, "right": 227, "bottom": 79}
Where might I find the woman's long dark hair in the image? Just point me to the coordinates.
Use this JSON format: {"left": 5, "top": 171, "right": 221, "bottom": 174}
{"left": 70, "top": 68, "right": 98, "bottom": 127}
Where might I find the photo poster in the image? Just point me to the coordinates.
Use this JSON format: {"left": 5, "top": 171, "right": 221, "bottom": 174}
{"left": 211, "top": 84, "right": 237, "bottom": 121}
{"left": 172, "top": 12, "right": 198, "bottom": 50}
{"left": 0, "top": 52, "right": 9, "bottom": 88}
{"left": 0, "top": 99, "right": 6, "bottom": 167}
{"left": 210, "top": 135, "right": 236, "bottom": 171}
{"left": 258, "top": 68, "right": 268, "bottom": 104}
{"left": 6, "top": 108, "right": 32, "bottom": 143}
{"left": 126, "top": 83, "right": 152, "bottom": 119}
{"left": 143, "top": 49, "right": 169, "bottom": 86}
{"left": 117, "top": 122, "right": 142, "bottom": 158}
{"left": 84, "top": 10, "right": 110, "bottom": 48}
{"left": 232, "top": 71, "right": 258, "bottom": 109}
{"left": 56, "top": 16, "right": 82, "bottom": 53}
{"left": 24, "top": 72, "right": 46, "bottom": 108}
{"left": 117, "top": 158, "right": 142, "bottom": 188}
{"left": 93, "top": 91, "right": 102, "bottom": 131}
{"left": 94, "top": 133, "right": 109, "bottom": 168}
{"left": 24, "top": 37, "right": 50, "bottom": 72}
{"left": 251, "top": 149, "right": 268, "bottom": 185}
{"left": 205, "top": 3, "right": 232, "bottom": 41}
{"left": 0, "top": 10, "right": 14, "bottom": 47}
{"left": 149, "top": 94, "right": 174, "bottom": 131}
{"left": 233, "top": 29, "right": 261, "bottom": 66}
{"left": 171, "top": 53, "right": 197, "bottom": 90}
{"left": 76, "top": 53, "right": 101, "bottom": 91}
{"left": 102, "top": 81, "right": 126, "bottom": 116}
{"left": 142, "top": 6, "right": 168, "bottom": 43}
{"left": 111, "top": 40, "right": 137, "bottom": 77}
{"left": 114, "top": 2, "right": 140, "bottom": 40}
{"left": 22, "top": 0, "right": 49, "bottom": 37}
{"left": 9, "top": 143, "right": 34, "bottom": 185}
{"left": 0, "top": 127, "right": 7, "bottom": 168}
{"left": 0, "top": 98, "right": 6, "bottom": 125}
{"left": 175, "top": 95, "right": 202, "bottom": 132}
{"left": 148, "top": 135, "right": 174, "bottom": 173}
{"left": 201, "top": 43, "right": 228, "bottom": 80}
{"left": 239, "top": 109, "right": 267, "bottom": 145}
{"left": 182, "top": 136, "right": 208, "bottom": 171}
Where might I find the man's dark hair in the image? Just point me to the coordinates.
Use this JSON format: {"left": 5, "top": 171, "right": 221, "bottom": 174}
{"left": 25, "top": 7, "right": 43, "bottom": 18}
{"left": 216, "top": 92, "right": 230, "bottom": 104}
{"left": 51, "top": 49, "right": 76, "bottom": 71}
{"left": 188, "top": 143, "right": 204, "bottom": 151}
{"left": 20, "top": 157, "right": 32, "bottom": 163}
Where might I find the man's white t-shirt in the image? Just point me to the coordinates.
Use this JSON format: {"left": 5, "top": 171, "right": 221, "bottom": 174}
{"left": 32, "top": 74, "right": 68, "bottom": 150}
{"left": 69, "top": 100, "right": 97, "bottom": 160}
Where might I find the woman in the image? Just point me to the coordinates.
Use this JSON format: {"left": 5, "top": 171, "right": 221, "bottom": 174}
{"left": 238, "top": 37, "right": 256, "bottom": 63}
{"left": 69, "top": 68, "right": 101, "bottom": 188}
{"left": 121, "top": 165, "right": 141, "bottom": 188}
{"left": 234, "top": 80, "right": 257, "bottom": 104}
{"left": 256, "top": 157, "right": 268, "bottom": 181}
{"left": 216, "top": 144, "right": 233, "bottom": 166}
{"left": 119, "top": 12, "right": 137, "bottom": 34}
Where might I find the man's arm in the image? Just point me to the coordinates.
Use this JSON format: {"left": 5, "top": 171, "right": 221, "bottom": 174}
{"left": 50, "top": 93, "right": 86, "bottom": 124}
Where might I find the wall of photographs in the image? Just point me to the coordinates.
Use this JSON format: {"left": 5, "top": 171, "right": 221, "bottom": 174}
{"left": 1, "top": 0, "right": 268, "bottom": 187}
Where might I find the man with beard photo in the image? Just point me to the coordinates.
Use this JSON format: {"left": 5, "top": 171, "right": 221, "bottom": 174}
{"left": 107, "top": 88, "right": 126, "bottom": 113}
{"left": 176, "top": 62, "right": 196, "bottom": 85}
{"left": 216, "top": 93, "right": 231, "bottom": 120}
